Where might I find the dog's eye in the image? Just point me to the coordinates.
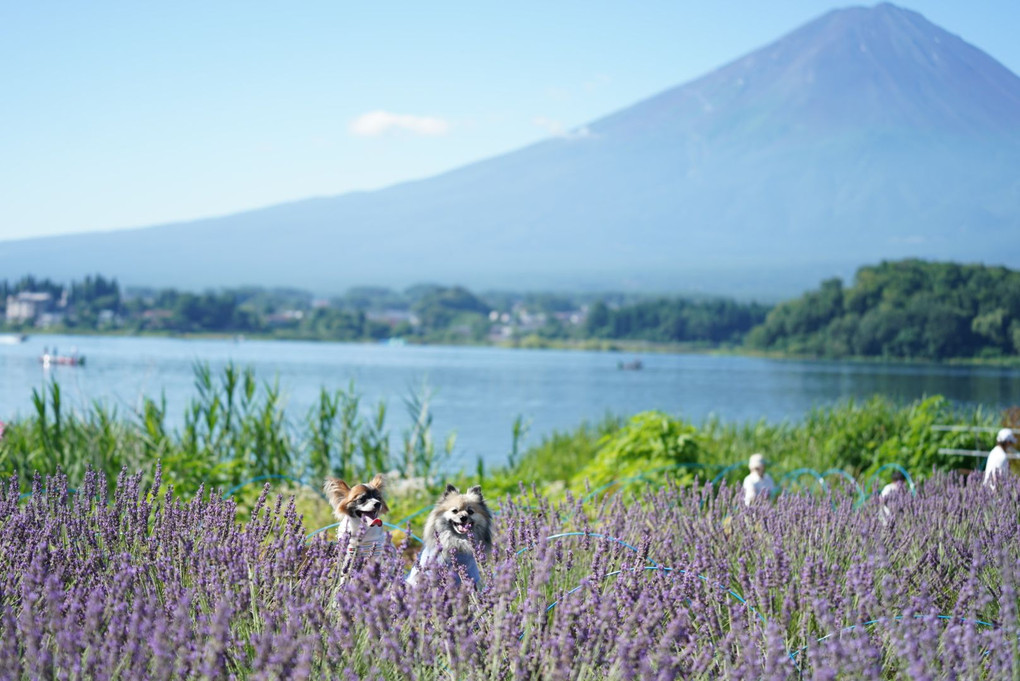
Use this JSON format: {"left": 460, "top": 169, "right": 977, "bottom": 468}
{"left": 466, "top": 508, "right": 473, "bottom": 515}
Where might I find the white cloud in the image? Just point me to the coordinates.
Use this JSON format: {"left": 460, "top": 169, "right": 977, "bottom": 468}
{"left": 533, "top": 116, "right": 592, "bottom": 140}
{"left": 349, "top": 110, "right": 450, "bottom": 137}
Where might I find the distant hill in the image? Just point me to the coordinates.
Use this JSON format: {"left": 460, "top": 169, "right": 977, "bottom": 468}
{"left": 2, "top": 3, "right": 1019, "bottom": 298}
{"left": 747, "top": 259, "right": 1020, "bottom": 360}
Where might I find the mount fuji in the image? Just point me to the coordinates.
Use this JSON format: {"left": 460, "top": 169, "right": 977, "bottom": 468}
{"left": 3, "top": 3, "right": 1019, "bottom": 298}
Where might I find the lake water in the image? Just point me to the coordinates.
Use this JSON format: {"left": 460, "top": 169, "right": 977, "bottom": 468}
{"left": 2, "top": 334, "right": 1019, "bottom": 470}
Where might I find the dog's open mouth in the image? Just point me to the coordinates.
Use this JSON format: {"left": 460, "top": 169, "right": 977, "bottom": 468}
{"left": 452, "top": 519, "right": 473, "bottom": 535}
{"left": 355, "top": 507, "right": 382, "bottom": 526}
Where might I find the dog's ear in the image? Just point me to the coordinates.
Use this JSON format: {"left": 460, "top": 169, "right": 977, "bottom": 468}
{"left": 369, "top": 473, "right": 385, "bottom": 490}
{"left": 468, "top": 485, "right": 484, "bottom": 501}
{"left": 323, "top": 477, "right": 350, "bottom": 509}
{"left": 440, "top": 483, "right": 459, "bottom": 500}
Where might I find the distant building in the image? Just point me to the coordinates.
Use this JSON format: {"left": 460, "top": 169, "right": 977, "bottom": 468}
{"left": 6, "top": 292, "right": 54, "bottom": 324}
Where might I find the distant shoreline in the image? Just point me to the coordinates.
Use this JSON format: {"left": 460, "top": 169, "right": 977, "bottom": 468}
{"left": 13, "top": 327, "right": 717, "bottom": 354}
{"left": 12, "top": 327, "right": 1020, "bottom": 368}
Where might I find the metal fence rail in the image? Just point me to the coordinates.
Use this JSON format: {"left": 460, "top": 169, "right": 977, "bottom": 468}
{"left": 931, "top": 425, "right": 1017, "bottom": 433}
{"left": 933, "top": 424, "right": 1020, "bottom": 459}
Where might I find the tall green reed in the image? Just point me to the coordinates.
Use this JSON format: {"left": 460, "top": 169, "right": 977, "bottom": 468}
{"left": 306, "top": 381, "right": 391, "bottom": 483}
{"left": 0, "top": 363, "right": 422, "bottom": 499}
{"left": 174, "top": 362, "right": 291, "bottom": 491}
{"left": 0, "top": 383, "right": 150, "bottom": 491}
{"left": 400, "top": 379, "right": 454, "bottom": 486}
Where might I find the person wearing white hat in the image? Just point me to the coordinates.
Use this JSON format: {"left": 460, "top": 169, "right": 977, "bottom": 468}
{"left": 983, "top": 428, "right": 1017, "bottom": 487}
{"left": 742, "top": 453, "right": 775, "bottom": 506}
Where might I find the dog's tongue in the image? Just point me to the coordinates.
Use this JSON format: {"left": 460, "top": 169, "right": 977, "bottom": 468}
{"left": 361, "top": 514, "right": 382, "bottom": 527}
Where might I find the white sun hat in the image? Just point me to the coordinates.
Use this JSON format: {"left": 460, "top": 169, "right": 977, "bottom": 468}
{"left": 997, "top": 428, "right": 1016, "bottom": 445}
{"left": 748, "top": 453, "right": 766, "bottom": 470}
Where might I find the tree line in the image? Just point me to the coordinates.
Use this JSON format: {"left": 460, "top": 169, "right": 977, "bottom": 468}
{"left": 0, "top": 275, "right": 770, "bottom": 345}
{"left": 747, "top": 259, "right": 1020, "bottom": 360}
{"left": 6, "top": 260, "right": 1020, "bottom": 360}
{"left": 583, "top": 298, "right": 770, "bottom": 345}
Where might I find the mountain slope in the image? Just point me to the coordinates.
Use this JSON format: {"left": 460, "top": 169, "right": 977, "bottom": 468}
{"left": 3, "top": 3, "right": 1019, "bottom": 298}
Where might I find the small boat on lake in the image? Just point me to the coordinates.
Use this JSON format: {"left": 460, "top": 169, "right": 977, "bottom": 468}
{"left": 0, "top": 333, "right": 27, "bottom": 345}
{"left": 618, "top": 359, "right": 643, "bottom": 371}
{"left": 40, "top": 352, "right": 86, "bottom": 367}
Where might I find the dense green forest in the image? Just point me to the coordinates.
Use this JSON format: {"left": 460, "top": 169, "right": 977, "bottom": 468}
{"left": 584, "top": 298, "right": 770, "bottom": 344}
{"left": 747, "top": 260, "right": 1020, "bottom": 360}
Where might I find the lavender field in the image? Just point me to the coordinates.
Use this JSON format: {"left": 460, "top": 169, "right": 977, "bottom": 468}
{"left": 1, "top": 465, "right": 1017, "bottom": 680}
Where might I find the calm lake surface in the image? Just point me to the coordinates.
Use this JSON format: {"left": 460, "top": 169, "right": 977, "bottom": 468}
{"left": 2, "top": 334, "right": 1019, "bottom": 470}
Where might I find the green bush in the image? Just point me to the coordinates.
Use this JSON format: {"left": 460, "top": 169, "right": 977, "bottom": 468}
{"left": 572, "top": 411, "right": 700, "bottom": 487}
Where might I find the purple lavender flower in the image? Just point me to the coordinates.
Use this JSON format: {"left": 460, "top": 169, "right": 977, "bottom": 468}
{"left": 1, "top": 466, "right": 1018, "bottom": 678}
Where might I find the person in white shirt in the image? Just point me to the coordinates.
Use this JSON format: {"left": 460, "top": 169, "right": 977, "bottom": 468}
{"left": 880, "top": 470, "right": 907, "bottom": 522}
{"left": 983, "top": 428, "right": 1017, "bottom": 487}
{"left": 742, "top": 453, "right": 775, "bottom": 506}
{"left": 880, "top": 470, "right": 907, "bottom": 499}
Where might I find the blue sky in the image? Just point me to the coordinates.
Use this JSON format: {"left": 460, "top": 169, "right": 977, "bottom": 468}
{"left": 2, "top": 1, "right": 1017, "bottom": 242}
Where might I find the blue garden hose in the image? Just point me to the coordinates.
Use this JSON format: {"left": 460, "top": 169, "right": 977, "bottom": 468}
{"left": 779, "top": 468, "right": 828, "bottom": 494}
{"left": 867, "top": 463, "right": 917, "bottom": 497}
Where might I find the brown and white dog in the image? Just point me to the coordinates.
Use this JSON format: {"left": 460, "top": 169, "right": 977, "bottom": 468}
{"left": 324, "top": 475, "right": 390, "bottom": 572}
{"left": 406, "top": 484, "right": 493, "bottom": 587}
